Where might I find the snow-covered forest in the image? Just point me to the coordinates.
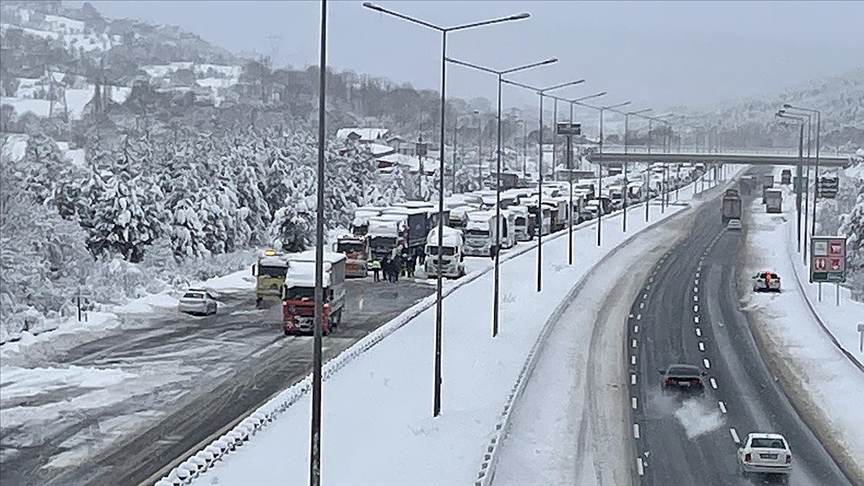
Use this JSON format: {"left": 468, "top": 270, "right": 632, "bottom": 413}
{"left": 0, "top": 128, "right": 409, "bottom": 338}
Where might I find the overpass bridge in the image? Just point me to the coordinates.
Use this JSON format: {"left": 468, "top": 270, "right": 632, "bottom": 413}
{"left": 585, "top": 151, "right": 854, "bottom": 168}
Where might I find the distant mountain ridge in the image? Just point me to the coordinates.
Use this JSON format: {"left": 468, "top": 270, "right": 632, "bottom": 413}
{"left": 0, "top": 0, "right": 237, "bottom": 84}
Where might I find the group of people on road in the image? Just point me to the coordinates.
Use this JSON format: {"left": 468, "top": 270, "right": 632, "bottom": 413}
{"left": 369, "top": 249, "right": 420, "bottom": 283}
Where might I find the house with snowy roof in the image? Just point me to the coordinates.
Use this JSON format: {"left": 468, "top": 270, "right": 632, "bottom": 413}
{"left": 335, "top": 127, "right": 390, "bottom": 144}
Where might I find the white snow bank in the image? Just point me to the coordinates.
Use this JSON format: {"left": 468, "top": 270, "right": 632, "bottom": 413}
{"left": 186, "top": 172, "right": 733, "bottom": 486}
{"left": 741, "top": 195, "right": 864, "bottom": 481}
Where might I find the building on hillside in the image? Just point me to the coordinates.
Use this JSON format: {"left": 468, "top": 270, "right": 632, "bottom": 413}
{"left": 335, "top": 127, "right": 390, "bottom": 144}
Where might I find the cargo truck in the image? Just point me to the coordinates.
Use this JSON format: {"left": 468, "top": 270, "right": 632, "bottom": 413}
{"left": 335, "top": 234, "right": 369, "bottom": 278}
{"left": 781, "top": 169, "right": 792, "bottom": 185}
{"left": 380, "top": 206, "right": 431, "bottom": 259}
{"left": 281, "top": 250, "right": 346, "bottom": 336}
{"left": 765, "top": 189, "right": 783, "bottom": 213}
{"left": 721, "top": 191, "right": 742, "bottom": 224}
{"left": 366, "top": 215, "right": 409, "bottom": 261}
{"left": 252, "top": 249, "right": 290, "bottom": 307}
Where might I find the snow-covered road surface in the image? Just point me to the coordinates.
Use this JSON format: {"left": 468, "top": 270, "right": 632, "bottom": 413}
{"left": 492, "top": 202, "right": 689, "bottom": 486}
{"left": 739, "top": 172, "right": 864, "bottom": 484}
{"left": 0, "top": 275, "right": 434, "bottom": 486}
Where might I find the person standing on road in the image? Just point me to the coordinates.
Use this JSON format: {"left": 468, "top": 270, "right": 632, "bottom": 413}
{"left": 391, "top": 252, "right": 402, "bottom": 283}
{"left": 370, "top": 259, "right": 381, "bottom": 282}
{"left": 381, "top": 256, "right": 391, "bottom": 283}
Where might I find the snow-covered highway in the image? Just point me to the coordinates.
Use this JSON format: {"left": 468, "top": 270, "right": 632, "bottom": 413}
{"left": 0, "top": 278, "right": 434, "bottom": 486}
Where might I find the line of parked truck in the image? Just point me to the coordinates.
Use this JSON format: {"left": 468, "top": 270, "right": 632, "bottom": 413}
{"left": 251, "top": 163, "right": 709, "bottom": 336}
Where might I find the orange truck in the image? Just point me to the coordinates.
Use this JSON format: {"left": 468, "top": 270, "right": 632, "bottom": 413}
{"left": 282, "top": 250, "right": 347, "bottom": 336}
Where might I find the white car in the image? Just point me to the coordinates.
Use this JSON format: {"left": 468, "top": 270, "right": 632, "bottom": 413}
{"left": 178, "top": 289, "right": 218, "bottom": 316}
{"left": 738, "top": 432, "right": 792, "bottom": 477}
{"left": 726, "top": 219, "right": 742, "bottom": 231}
{"left": 752, "top": 271, "right": 781, "bottom": 293}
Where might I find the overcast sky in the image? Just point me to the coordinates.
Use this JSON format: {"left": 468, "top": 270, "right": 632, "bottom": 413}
{"left": 76, "top": 1, "right": 863, "bottom": 113}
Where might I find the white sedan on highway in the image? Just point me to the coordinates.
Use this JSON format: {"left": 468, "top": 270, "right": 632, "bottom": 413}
{"left": 178, "top": 288, "right": 218, "bottom": 316}
{"left": 738, "top": 432, "right": 792, "bottom": 479}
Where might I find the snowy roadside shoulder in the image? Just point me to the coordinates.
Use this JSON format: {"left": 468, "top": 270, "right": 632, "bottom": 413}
{"left": 739, "top": 197, "right": 864, "bottom": 483}
{"left": 163, "top": 174, "right": 740, "bottom": 486}
{"left": 779, "top": 189, "right": 864, "bottom": 370}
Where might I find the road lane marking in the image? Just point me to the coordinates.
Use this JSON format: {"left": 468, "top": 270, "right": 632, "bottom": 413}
{"left": 730, "top": 428, "right": 740, "bottom": 444}
{"left": 719, "top": 401, "right": 727, "bottom": 414}
{"left": 698, "top": 342, "right": 705, "bottom": 351}
{"left": 703, "top": 358, "right": 711, "bottom": 369}
{"left": 632, "top": 397, "right": 638, "bottom": 409}
{"left": 631, "top": 355, "right": 637, "bottom": 365}
{"left": 637, "top": 458, "right": 645, "bottom": 476}
{"left": 632, "top": 339, "right": 637, "bottom": 348}
{"left": 695, "top": 328, "right": 702, "bottom": 337}
{"left": 634, "top": 423, "right": 641, "bottom": 439}
{"left": 710, "top": 377, "right": 718, "bottom": 389}
{"left": 631, "top": 374, "right": 637, "bottom": 385}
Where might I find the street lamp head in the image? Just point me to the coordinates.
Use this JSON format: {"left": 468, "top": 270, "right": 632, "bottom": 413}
{"left": 509, "top": 12, "right": 531, "bottom": 20}
{"left": 778, "top": 109, "right": 786, "bottom": 114}
{"left": 473, "top": 109, "right": 480, "bottom": 114}
{"left": 541, "top": 58, "right": 558, "bottom": 66}
{"left": 783, "top": 103, "right": 793, "bottom": 109}
{"left": 362, "top": 2, "right": 384, "bottom": 12}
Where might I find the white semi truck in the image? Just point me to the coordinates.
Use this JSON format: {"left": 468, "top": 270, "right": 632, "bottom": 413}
{"left": 424, "top": 226, "right": 466, "bottom": 278}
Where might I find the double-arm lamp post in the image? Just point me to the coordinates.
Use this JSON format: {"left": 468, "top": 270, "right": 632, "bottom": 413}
{"left": 445, "top": 56, "right": 557, "bottom": 338}
{"left": 566, "top": 100, "right": 630, "bottom": 245}
{"left": 362, "top": 2, "right": 529, "bottom": 419}
{"left": 775, "top": 111, "right": 805, "bottom": 253}
{"left": 500, "top": 77, "right": 585, "bottom": 292}
{"left": 782, "top": 104, "right": 821, "bottom": 241}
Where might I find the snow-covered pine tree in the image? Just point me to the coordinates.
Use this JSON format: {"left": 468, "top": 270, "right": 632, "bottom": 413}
{"left": 20, "top": 132, "right": 82, "bottom": 218}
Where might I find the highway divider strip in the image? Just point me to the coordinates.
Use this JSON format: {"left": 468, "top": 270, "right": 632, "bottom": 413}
{"left": 154, "top": 175, "right": 722, "bottom": 486}
{"left": 782, "top": 201, "right": 864, "bottom": 373}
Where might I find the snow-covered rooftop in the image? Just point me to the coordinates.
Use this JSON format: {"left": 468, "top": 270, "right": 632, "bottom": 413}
{"left": 336, "top": 128, "right": 390, "bottom": 142}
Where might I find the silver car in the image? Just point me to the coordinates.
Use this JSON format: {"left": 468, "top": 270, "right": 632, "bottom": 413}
{"left": 726, "top": 219, "right": 742, "bottom": 231}
{"left": 179, "top": 289, "right": 218, "bottom": 315}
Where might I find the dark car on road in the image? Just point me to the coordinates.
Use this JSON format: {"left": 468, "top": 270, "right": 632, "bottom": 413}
{"left": 659, "top": 364, "right": 706, "bottom": 393}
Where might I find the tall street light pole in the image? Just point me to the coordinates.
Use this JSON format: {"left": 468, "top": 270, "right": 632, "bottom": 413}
{"left": 362, "top": 2, "right": 529, "bottom": 418}
{"left": 782, "top": 108, "right": 812, "bottom": 262}
{"left": 623, "top": 108, "right": 651, "bottom": 230}
{"left": 445, "top": 56, "right": 556, "bottom": 338}
{"left": 476, "top": 110, "right": 483, "bottom": 189}
{"left": 502, "top": 78, "right": 586, "bottom": 292}
{"left": 568, "top": 99, "right": 630, "bottom": 246}
{"left": 784, "top": 104, "right": 821, "bottom": 238}
{"left": 453, "top": 112, "right": 473, "bottom": 194}
{"left": 564, "top": 91, "right": 607, "bottom": 263}
{"left": 776, "top": 112, "right": 805, "bottom": 253}
{"left": 310, "top": 1, "right": 328, "bottom": 484}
